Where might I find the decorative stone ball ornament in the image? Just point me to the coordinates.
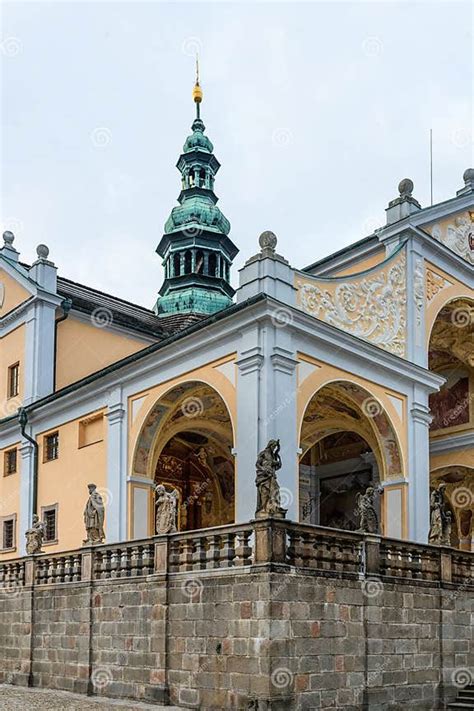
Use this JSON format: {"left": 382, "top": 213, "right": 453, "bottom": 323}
{"left": 3, "top": 230, "right": 14, "bottom": 245}
{"left": 36, "top": 244, "right": 50, "bottom": 260}
{"left": 398, "top": 178, "right": 414, "bottom": 198}
{"left": 259, "top": 230, "right": 278, "bottom": 255}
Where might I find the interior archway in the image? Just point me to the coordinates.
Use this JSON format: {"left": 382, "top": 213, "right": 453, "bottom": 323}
{"left": 299, "top": 381, "right": 403, "bottom": 531}
{"left": 132, "top": 381, "right": 235, "bottom": 532}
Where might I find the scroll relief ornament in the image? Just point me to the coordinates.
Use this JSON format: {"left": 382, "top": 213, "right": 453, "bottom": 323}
{"left": 431, "top": 212, "right": 474, "bottom": 264}
{"left": 426, "top": 269, "right": 451, "bottom": 302}
{"left": 297, "top": 254, "right": 407, "bottom": 357}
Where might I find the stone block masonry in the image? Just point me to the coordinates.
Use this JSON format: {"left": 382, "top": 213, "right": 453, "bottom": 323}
{"left": 0, "top": 519, "right": 473, "bottom": 710}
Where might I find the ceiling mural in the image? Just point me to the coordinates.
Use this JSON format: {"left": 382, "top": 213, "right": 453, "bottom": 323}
{"left": 295, "top": 250, "right": 407, "bottom": 357}
{"left": 428, "top": 298, "right": 474, "bottom": 370}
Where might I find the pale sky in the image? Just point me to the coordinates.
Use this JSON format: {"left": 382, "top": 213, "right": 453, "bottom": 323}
{"left": 1, "top": 1, "right": 472, "bottom": 308}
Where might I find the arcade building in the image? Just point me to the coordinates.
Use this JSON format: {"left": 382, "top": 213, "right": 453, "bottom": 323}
{"left": 0, "top": 78, "right": 473, "bottom": 559}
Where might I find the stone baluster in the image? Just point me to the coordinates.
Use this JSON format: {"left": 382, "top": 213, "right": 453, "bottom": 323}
{"left": 130, "top": 546, "right": 140, "bottom": 576}
{"left": 56, "top": 557, "right": 65, "bottom": 583}
{"left": 142, "top": 544, "right": 153, "bottom": 575}
{"left": 119, "top": 547, "right": 130, "bottom": 577}
{"left": 63, "top": 556, "right": 72, "bottom": 583}
{"left": 206, "top": 534, "right": 221, "bottom": 569}
{"left": 109, "top": 549, "right": 119, "bottom": 578}
{"left": 220, "top": 532, "right": 236, "bottom": 568}
{"left": 72, "top": 554, "right": 81, "bottom": 582}
{"left": 234, "top": 530, "right": 252, "bottom": 566}
{"left": 179, "top": 539, "right": 195, "bottom": 572}
{"left": 47, "top": 558, "right": 55, "bottom": 585}
{"left": 192, "top": 535, "right": 208, "bottom": 570}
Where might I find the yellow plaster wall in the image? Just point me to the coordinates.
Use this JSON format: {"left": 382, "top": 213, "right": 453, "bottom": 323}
{"left": 425, "top": 262, "right": 473, "bottom": 345}
{"left": 0, "top": 324, "right": 25, "bottom": 412}
{"left": 296, "top": 353, "right": 408, "bottom": 480}
{"left": 430, "top": 448, "right": 474, "bottom": 472}
{"left": 36, "top": 410, "right": 107, "bottom": 553}
{"left": 0, "top": 268, "right": 31, "bottom": 316}
{"left": 0, "top": 442, "right": 21, "bottom": 560}
{"left": 55, "top": 316, "right": 150, "bottom": 390}
{"left": 331, "top": 248, "right": 386, "bottom": 277}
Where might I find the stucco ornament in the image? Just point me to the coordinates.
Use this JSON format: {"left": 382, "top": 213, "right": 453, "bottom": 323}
{"left": 25, "top": 514, "right": 45, "bottom": 555}
{"left": 255, "top": 439, "right": 287, "bottom": 519}
{"left": 297, "top": 254, "right": 407, "bottom": 357}
{"left": 83, "top": 483, "right": 105, "bottom": 545}
{"left": 426, "top": 269, "right": 451, "bottom": 301}
{"left": 431, "top": 212, "right": 474, "bottom": 264}
{"left": 356, "top": 486, "right": 382, "bottom": 534}
{"left": 428, "top": 485, "right": 452, "bottom": 546}
{"left": 155, "top": 484, "right": 178, "bottom": 533}
{"left": 413, "top": 258, "right": 424, "bottom": 344}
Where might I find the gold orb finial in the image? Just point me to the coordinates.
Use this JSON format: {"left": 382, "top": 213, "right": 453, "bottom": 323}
{"left": 193, "top": 55, "right": 203, "bottom": 103}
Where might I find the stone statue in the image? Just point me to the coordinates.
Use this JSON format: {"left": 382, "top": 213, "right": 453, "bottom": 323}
{"left": 255, "top": 439, "right": 287, "bottom": 519}
{"left": 155, "top": 484, "right": 179, "bottom": 534}
{"left": 25, "top": 514, "right": 45, "bottom": 555}
{"left": 356, "top": 486, "right": 382, "bottom": 534}
{"left": 429, "top": 485, "right": 452, "bottom": 546}
{"left": 83, "top": 483, "right": 105, "bottom": 545}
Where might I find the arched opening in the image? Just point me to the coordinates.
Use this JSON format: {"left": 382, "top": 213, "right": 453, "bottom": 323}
{"left": 208, "top": 252, "right": 217, "bottom": 277}
{"left": 184, "top": 250, "right": 192, "bottom": 274}
{"left": 173, "top": 253, "right": 181, "bottom": 277}
{"left": 299, "top": 381, "right": 403, "bottom": 531}
{"left": 132, "top": 382, "right": 235, "bottom": 533}
{"left": 428, "top": 298, "right": 473, "bottom": 549}
{"left": 195, "top": 250, "right": 204, "bottom": 274}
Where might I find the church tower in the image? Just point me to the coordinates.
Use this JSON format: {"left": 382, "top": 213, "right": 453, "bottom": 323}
{"left": 154, "top": 65, "right": 238, "bottom": 316}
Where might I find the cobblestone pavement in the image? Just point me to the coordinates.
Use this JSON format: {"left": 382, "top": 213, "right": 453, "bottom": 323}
{"left": 0, "top": 685, "right": 185, "bottom": 710}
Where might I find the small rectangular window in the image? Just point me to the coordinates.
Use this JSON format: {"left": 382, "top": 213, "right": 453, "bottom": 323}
{"left": 4, "top": 449, "right": 17, "bottom": 476}
{"left": 44, "top": 432, "right": 59, "bottom": 462}
{"left": 7, "top": 363, "right": 19, "bottom": 398}
{"left": 42, "top": 507, "right": 57, "bottom": 542}
{"left": 2, "top": 518, "right": 15, "bottom": 550}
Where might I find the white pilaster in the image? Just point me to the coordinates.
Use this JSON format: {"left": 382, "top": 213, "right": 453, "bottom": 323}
{"left": 18, "top": 440, "right": 35, "bottom": 556}
{"left": 408, "top": 395, "right": 432, "bottom": 543}
{"left": 105, "top": 389, "right": 126, "bottom": 542}
{"left": 23, "top": 300, "right": 57, "bottom": 405}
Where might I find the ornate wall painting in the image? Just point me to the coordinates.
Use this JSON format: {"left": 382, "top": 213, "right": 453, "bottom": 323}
{"left": 429, "top": 372, "right": 470, "bottom": 431}
{"left": 295, "top": 252, "right": 407, "bottom": 357}
{"left": 431, "top": 212, "right": 474, "bottom": 264}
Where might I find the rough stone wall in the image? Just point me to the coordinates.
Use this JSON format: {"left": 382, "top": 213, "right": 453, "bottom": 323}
{"left": 0, "top": 567, "right": 472, "bottom": 710}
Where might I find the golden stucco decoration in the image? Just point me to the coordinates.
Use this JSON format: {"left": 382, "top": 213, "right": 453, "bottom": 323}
{"left": 431, "top": 211, "right": 474, "bottom": 264}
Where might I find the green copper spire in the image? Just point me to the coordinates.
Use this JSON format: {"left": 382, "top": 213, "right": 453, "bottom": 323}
{"left": 154, "top": 66, "right": 238, "bottom": 317}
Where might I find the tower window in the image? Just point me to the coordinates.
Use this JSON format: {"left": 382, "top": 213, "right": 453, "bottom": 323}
{"left": 184, "top": 251, "right": 192, "bottom": 274}
{"left": 196, "top": 250, "right": 204, "bottom": 274}
{"left": 4, "top": 448, "right": 17, "bottom": 476}
{"left": 7, "top": 363, "right": 19, "bottom": 398}
{"left": 209, "top": 253, "right": 217, "bottom": 277}
{"left": 44, "top": 432, "right": 59, "bottom": 462}
{"left": 173, "top": 253, "right": 181, "bottom": 276}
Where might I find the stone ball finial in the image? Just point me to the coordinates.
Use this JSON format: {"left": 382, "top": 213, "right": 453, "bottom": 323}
{"left": 259, "top": 230, "right": 277, "bottom": 253}
{"left": 36, "top": 244, "right": 49, "bottom": 260}
{"left": 398, "top": 178, "right": 414, "bottom": 197}
{"left": 463, "top": 168, "right": 474, "bottom": 184}
{"left": 3, "top": 230, "right": 14, "bottom": 245}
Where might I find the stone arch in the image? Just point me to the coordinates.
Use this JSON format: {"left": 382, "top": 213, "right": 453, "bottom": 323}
{"left": 299, "top": 379, "right": 404, "bottom": 482}
{"left": 426, "top": 291, "right": 473, "bottom": 349}
{"left": 131, "top": 380, "right": 235, "bottom": 531}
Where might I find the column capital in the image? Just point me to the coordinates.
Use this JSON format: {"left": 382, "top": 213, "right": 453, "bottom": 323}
{"left": 106, "top": 402, "right": 125, "bottom": 424}
{"left": 271, "top": 347, "right": 298, "bottom": 375}
{"left": 236, "top": 347, "right": 264, "bottom": 375}
{"left": 410, "top": 403, "right": 432, "bottom": 427}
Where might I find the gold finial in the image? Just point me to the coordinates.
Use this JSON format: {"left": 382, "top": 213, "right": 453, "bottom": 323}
{"left": 192, "top": 54, "right": 203, "bottom": 104}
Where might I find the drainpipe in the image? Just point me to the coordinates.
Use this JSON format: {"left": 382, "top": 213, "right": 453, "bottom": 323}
{"left": 19, "top": 408, "right": 39, "bottom": 516}
{"left": 53, "top": 298, "right": 72, "bottom": 391}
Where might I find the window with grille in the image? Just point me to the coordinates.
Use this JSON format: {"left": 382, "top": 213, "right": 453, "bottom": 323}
{"left": 43, "top": 508, "right": 57, "bottom": 542}
{"left": 44, "top": 432, "right": 59, "bottom": 461}
{"left": 2, "top": 519, "right": 14, "bottom": 550}
{"left": 4, "top": 449, "right": 17, "bottom": 475}
{"left": 7, "top": 363, "right": 19, "bottom": 398}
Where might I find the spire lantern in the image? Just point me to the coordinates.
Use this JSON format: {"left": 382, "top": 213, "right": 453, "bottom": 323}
{"left": 154, "top": 65, "right": 238, "bottom": 317}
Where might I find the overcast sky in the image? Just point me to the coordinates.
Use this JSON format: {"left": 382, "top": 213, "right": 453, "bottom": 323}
{"left": 1, "top": 1, "right": 472, "bottom": 308}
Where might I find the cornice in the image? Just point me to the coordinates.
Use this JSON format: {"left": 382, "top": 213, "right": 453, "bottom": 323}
{"left": 430, "top": 430, "right": 474, "bottom": 454}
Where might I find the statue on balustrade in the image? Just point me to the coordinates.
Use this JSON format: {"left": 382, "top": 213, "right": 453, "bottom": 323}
{"left": 83, "top": 483, "right": 105, "bottom": 545}
{"left": 429, "top": 485, "right": 452, "bottom": 546}
{"left": 255, "top": 439, "right": 287, "bottom": 519}
{"left": 25, "top": 514, "right": 45, "bottom": 555}
{"left": 155, "top": 484, "right": 179, "bottom": 534}
{"left": 356, "top": 486, "right": 382, "bottom": 534}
